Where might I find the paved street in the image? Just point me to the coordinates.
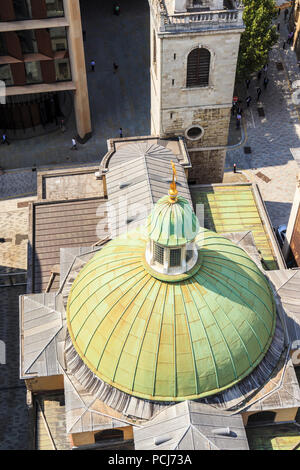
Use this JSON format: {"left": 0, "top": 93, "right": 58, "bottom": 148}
{"left": 226, "top": 10, "right": 300, "bottom": 229}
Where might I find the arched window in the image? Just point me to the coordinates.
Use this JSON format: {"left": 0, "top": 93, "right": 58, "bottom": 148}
{"left": 187, "top": 48, "right": 210, "bottom": 88}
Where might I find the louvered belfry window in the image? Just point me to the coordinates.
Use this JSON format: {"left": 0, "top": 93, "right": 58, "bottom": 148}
{"left": 187, "top": 48, "right": 210, "bottom": 88}
{"left": 154, "top": 243, "right": 164, "bottom": 265}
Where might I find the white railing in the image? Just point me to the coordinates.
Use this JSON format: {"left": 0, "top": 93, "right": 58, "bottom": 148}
{"left": 149, "top": 0, "right": 244, "bottom": 32}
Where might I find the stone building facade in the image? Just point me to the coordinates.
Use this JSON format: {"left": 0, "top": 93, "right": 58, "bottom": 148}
{"left": 148, "top": 0, "right": 245, "bottom": 183}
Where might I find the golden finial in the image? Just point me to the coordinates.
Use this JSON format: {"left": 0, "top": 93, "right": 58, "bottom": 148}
{"left": 168, "top": 161, "right": 178, "bottom": 203}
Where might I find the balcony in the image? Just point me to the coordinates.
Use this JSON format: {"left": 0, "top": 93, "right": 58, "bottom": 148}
{"left": 150, "top": 0, "right": 244, "bottom": 33}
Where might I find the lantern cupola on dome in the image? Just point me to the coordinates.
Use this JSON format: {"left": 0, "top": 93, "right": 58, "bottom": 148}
{"left": 145, "top": 163, "right": 200, "bottom": 276}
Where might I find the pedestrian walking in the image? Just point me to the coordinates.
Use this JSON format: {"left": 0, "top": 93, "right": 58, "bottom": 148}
{"left": 289, "top": 31, "right": 294, "bottom": 45}
{"left": 246, "top": 96, "right": 252, "bottom": 107}
{"left": 245, "top": 78, "right": 251, "bottom": 89}
{"left": 90, "top": 60, "right": 96, "bottom": 72}
{"left": 119, "top": 127, "right": 123, "bottom": 138}
{"left": 60, "top": 119, "right": 66, "bottom": 133}
{"left": 263, "top": 64, "right": 268, "bottom": 74}
{"left": 1, "top": 133, "right": 10, "bottom": 145}
{"left": 277, "top": 8, "right": 281, "bottom": 16}
{"left": 233, "top": 163, "right": 237, "bottom": 173}
{"left": 257, "top": 70, "right": 262, "bottom": 81}
{"left": 113, "top": 62, "right": 119, "bottom": 73}
{"left": 263, "top": 77, "right": 269, "bottom": 89}
{"left": 113, "top": 3, "right": 120, "bottom": 15}
{"left": 236, "top": 113, "right": 242, "bottom": 129}
{"left": 284, "top": 8, "right": 289, "bottom": 22}
{"left": 71, "top": 137, "right": 77, "bottom": 150}
{"left": 256, "top": 87, "right": 262, "bottom": 101}
{"left": 277, "top": 22, "right": 280, "bottom": 31}
{"left": 283, "top": 41, "right": 286, "bottom": 49}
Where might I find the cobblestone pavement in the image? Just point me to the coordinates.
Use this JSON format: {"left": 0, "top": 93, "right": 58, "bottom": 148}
{"left": 0, "top": 0, "right": 150, "bottom": 172}
{"left": 226, "top": 10, "right": 300, "bottom": 229}
{"left": 0, "top": 170, "right": 37, "bottom": 199}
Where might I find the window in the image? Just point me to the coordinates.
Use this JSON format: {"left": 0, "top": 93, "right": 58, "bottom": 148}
{"left": 13, "top": 0, "right": 31, "bottom": 20}
{"left": 50, "top": 27, "right": 67, "bottom": 52}
{"left": 0, "top": 34, "right": 8, "bottom": 56}
{"left": 187, "top": 47, "right": 210, "bottom": 88}
{"left": 154, "top": 243, "right": 164, "bottom": 264}
{"left": 17, "top": 30, "right": 37, "bottom": 54}
{"left": 55, "top": 58, "right": 71, "bottom": 81}
{"left": 0, "top": 64, "right": 13, "bottom": 86}
{"left": 25, "top": 61, "right": 42, "bottom": 84}
{"left": 170, "top": 249, "right": 181, "bottom": 267}
{"left": 45, "top": 0, "right": 64, "bottom": 18}
{"left": 185, "top": 124, "right": 204, "bottom": 141}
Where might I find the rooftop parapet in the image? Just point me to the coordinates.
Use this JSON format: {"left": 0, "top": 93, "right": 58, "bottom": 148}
{"left": 149, "top": 0, "right": 244, "bottom": 34}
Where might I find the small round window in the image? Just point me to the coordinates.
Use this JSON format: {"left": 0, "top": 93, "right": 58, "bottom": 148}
{"left": 185, "top": 125, "right": 204, "bottom": 141}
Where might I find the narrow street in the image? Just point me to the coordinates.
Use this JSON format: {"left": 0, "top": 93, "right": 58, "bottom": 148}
{"left": 226, "top": 9, "right": 300, "bottom": 228}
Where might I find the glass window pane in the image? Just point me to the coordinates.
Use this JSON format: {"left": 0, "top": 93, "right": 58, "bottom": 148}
{"left": 54, "top": 58, "right": 71, "bottom": 81}
{"left": 25, "top": 61, "right": 42, "bottom": 84}
{"left": 13, "top": 0, "right": 31, "bottom": 20}
{"left": 45, "top": 0, "right": 64, "bottom": 18}
{"left": 18, "top": 30, "right": 38, "bottom": 54}
{"left": 0, "top": 64, "right": 13, "bottom": 86}
{"left": 50, "top": 27, "right": 68, "bottom": 52}
{"left": 0, "top": 34, "right": 8, "bottom": 56}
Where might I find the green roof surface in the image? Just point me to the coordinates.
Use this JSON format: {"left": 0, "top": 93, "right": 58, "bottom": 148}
{"left": 247, "top": 424, "right": 300, "bottom": 450}
{"left": 66, "top": 226, "right": 276, "bottom": 402}
{"left": 191, "top": 185, "right": 278, "bottom": 270}
{"left": 146, "top": 195, "right": 199, "bottom": 246}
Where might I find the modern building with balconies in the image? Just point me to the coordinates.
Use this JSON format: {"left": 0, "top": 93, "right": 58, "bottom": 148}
{"left": 0, "top": 0, "right": 91, "bottom": 141}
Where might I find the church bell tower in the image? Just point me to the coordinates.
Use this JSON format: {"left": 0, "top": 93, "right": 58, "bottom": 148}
{"left": 148, "top": 0, "right": 244, "bottom": 183}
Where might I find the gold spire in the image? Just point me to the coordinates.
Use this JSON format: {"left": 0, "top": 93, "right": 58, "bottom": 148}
{"left": 168, "top": 161, "right": 178, "bottom": 203}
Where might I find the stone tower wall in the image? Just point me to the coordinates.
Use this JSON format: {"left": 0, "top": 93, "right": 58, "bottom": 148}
{"left": 149, "top": 0, "right": 244, "bottom": 184}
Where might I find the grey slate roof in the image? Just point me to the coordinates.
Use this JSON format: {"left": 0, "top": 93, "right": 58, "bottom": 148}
{"left": 20, "top": 292, "right": 65, "bottom": 378}
{"left": 266, "top": 269, "right": 300, "bottom": 347}
{"left": 133, "top": 401, "right": 249, "bottom": 450}
{"left": 106, "top": 148, "right": 192, "bottom": 237}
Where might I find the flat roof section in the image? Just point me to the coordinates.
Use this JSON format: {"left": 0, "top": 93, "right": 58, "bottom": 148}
{"left": 29, "top": 198, "right": 109, "bottom": 293}
{"left": 246, "top": 423, "right": 300, "bottom": 450}
{"left": 191, "top": 184, "right": 281, "bottom": 270}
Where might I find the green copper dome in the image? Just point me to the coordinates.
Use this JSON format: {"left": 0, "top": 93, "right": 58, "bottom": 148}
{"left": 66, "top": 228, "right": 276, "bottom": 402}
{"left": 146, "top": 195, "right": 200, "bottom": 246}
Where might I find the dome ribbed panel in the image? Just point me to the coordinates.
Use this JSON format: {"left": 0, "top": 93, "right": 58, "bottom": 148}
{"left": 66, "top": 229, "right": 276, "bottom": 402}
{"left": 147, "top": 195, "right": 200, "bottom": 246}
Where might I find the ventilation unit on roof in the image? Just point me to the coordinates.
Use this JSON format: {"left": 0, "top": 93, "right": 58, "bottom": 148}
{"left": 212, "top": 427, "right": 232, "bottom": 436}
{"left": 154, "top": 435, "right": 172, "bottom": 446}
